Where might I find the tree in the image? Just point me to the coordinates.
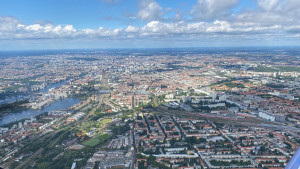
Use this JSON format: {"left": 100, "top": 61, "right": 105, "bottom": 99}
{"left": 260, "top": 145, "right": 266, "bottom": 152}
{"left": 268, "top": 132, "right": 274, "bottom": 138}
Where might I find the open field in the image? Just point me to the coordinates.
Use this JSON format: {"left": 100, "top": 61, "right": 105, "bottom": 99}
{"left": 100, "top": 118, "right": 112, "bottom": 125}
{"left": 83, "top": 133, "right": 110, "bottom": 147}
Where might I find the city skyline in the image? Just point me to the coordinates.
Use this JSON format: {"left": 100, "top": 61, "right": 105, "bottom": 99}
{"left": 1, "top": 0, "right": 300, "bottom": 50}
{"left": 1, "top": 48, "right": 300, "bottom": 169}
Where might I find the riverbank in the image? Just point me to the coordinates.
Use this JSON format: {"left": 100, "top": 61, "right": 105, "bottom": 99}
{"left": 0, "top": 100, "right": 29, "bottom": 119}
{"left": 0, "top": 98, "right": 80, "bottom": 126}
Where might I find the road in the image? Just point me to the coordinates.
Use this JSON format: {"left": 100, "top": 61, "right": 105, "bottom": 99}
{"left": 218, "top": 127, "right": 259, "bottom": 167}
{"left": 131, "top": 120, "right": 136, "bottom": 169}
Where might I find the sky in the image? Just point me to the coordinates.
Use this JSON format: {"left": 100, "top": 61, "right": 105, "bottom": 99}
{"left": 0, "top": 0, "right": 300, "bottom": 50}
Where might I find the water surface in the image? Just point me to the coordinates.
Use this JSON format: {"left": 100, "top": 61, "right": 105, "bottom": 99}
{"left": 0, "top": 98, "right": 80, "bottom": 126}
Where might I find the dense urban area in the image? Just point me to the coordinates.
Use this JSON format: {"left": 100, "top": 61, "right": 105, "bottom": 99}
{"left": 0, "top": 48, "right": 300, "bottom": 169}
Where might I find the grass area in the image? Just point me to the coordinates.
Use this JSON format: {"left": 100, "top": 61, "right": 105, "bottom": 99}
{"left": 78, "top": 121, "right": 97, "bottom": 133}
{"left": 258, "top": 94, "right": 273, "bottom": 99}
{"left": 83, "top": 133, "right": 110, "bottom": 147}
{"left": 96, "top": 133, "right": 110, "bottom": 140}
{"left": 83, "top": 138, "right": 100, "bottom": 147}
{"left": 277, "top": 66, "right": 300, "bottom": 72}
{"left": 210, "top": 81, "right": 245, "bottom": 89}
{"left": 189, "top": 75, "right": 209, "bottom": 77}
{"left": 100, "top": 118, "right": 112, "bottom": 125}
{"left": 251, "top": 65, "right": 300, "bottom": 72}
{"left": 265, "top": 83, "right": 287, "bottom": 89}
{"left": 223, "top": 82, "right": 245, "bottom": 88}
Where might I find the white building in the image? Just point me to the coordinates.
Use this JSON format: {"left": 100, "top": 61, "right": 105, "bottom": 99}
{"left": 259, "top": 112, "right": 275, "bottom": 121}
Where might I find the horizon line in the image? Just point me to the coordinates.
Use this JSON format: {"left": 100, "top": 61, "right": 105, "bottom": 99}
{"left": 1, "top": 46, "right": 300, "bottom": 52}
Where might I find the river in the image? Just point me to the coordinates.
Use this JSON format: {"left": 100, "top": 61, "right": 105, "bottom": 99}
{"left": 39, "top": 80, "right": 69, "bottom": 93}
{"left": 0, "top": 80, "right": 69, "bottom": 106}
{"left": 0, "top": 98, "right": 80, "bottom": 126}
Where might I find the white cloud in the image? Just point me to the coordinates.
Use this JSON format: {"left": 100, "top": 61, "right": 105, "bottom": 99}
{"left": 14, "top": 24, "right": 77, "bottom": 39}
{"left": 258, "top": 0, "right": 300, "bottom": 13}
{"left": 0, "top": 3, "right": 300, "bottom": 48}
{"left": 285, "top": 25, "right": 300, "bottom": 33}
{"left": 0, "top": 16, "right": 22, "bottom": 32}
{"left": 0, "top": 15, "right": 296, "bottom": 41}
{"left": 258, "top": 0, "right": 281, "bottom": 11}
{"left": 191, "top": 0, "right": 239, "bottom": 21}
{"left": 125, "top": 25, "right": 139, "bottom": 33}
{"left": 255, "top": 0, "right": 300, "bottom": 23}
{"left": 137, "top": 0, "right": 163, "bottom": 21}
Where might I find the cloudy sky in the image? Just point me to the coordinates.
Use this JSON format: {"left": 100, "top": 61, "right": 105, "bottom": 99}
{"left": 1, "top": 0, "right": 300, "bottom": 50}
